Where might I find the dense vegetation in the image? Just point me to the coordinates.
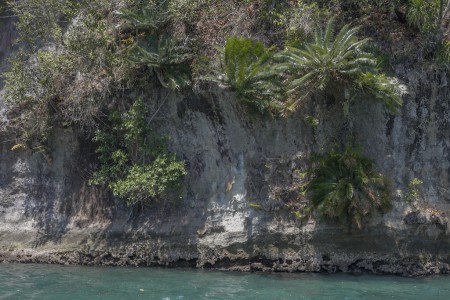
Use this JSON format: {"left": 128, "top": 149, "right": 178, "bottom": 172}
{"left": 1, "top": 0, "right": 448, "bottom": 223}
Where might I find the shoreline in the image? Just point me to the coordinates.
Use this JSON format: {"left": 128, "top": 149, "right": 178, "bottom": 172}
{"left": 1, "top": 249, "right": 449, "bottom": 277}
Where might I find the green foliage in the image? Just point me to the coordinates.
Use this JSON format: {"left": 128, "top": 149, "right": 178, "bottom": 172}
{"left": 126, "top": 35, "right": 191, "bottom": 90}
{"left": 4, "top": 0, "right": 129, "bottom": 143}
{"left": 406, "top": 0, "right": 446, "bottom": 32}
{"left": 7, "top": 0, "right": 78, "bottom": 46}
{"left": 90, "top": 98, "right": 186, "bottom": 206}
{"left": 113, "top": 156, "right": 186, "bottom": 204}
{"left": 116, "top": 1, "right": 191, "bottom": 90}
{"left": 276, "top": 18, "right": 375, "bottom": 106}
{"left": 356, "top": 72, "right": 405, "bottom": 114}
{"left": 115, "top": 0, "right": 169, "bottom": 32}
{"left": 405, "top": 178, "right": 423, "bottom": 202}
{"left": 284, "top": 1, "right": 331, "bottom": 48}
{"left": 275, "top": 18, "right": 405, "bottom": 114}
{"left": 220, "top": 36, "right": 284, "bottom": 114}
{"left": 4, "top": 50, "right": 74, "bottom": 143}
{"left": 4, "top": 0, "right": 192, "bottom": 146}
{"left": 306, "top": 145, "right": 392, "bottom": 229}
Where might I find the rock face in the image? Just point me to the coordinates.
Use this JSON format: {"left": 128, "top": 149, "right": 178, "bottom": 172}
{"left": 0, "top": 16, "right": 449, "bottom": 276}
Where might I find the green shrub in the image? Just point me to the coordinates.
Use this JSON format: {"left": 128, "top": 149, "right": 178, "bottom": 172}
{"left": 112, "top": 154, "right": 186, "bottom": 205}
{"left": 219, "top": 36, "right": 284, "bottom": 114}
{"left": 4, "top": 50, "right": 74, "bottom": 143}
{"left": 306, "top": 145, "right": 392, "bottom": 230}
{"left": 90, "top": 98, "right": 186, "bottom": 206}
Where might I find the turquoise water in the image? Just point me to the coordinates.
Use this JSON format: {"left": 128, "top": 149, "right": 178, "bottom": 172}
{"left": 0, "top": 264, "right": 449, "bottom": 299}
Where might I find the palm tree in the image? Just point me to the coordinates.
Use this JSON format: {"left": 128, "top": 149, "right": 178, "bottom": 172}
{"left": 275, "top": 18, "right": 404, "bottom": 114}
{"left": 306, "top": 145, "right": 391, "bottom": 231}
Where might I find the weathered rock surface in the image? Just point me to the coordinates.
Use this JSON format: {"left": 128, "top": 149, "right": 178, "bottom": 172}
{"left": 0, "top": 14, "right": 449, "bottom": 276}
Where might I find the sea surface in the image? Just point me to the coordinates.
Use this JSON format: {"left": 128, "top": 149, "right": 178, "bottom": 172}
{"left": 0, "top": 263, "right": 449, "bottom": 299}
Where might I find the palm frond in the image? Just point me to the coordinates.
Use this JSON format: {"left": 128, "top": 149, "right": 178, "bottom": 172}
{"left": 306, "top": 145, "right": 392, "bottom": 229}
{"left": 274, "top": 17, "right": 405, "bottom": 114}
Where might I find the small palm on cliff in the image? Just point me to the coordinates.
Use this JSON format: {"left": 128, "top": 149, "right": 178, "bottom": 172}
{"left": 307, "top": 146, "right": 391, "bottom": 231}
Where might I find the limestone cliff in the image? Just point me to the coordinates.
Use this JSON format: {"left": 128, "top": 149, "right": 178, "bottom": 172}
{"left": 0, "top": 11, "right": 449, "bottom": 276}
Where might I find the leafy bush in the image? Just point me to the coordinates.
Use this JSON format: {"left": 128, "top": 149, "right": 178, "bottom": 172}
{"left": 306, "top": 145, "right": 392, "bottom": 230}
{"left": 112, "top": 155, "right": 186, "bottom": 204}
{"left": 90, "top": 98, "right": 186, "bottom": 206}
{"left": 219, "top": 36, "right": 284, "bottom": 114}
